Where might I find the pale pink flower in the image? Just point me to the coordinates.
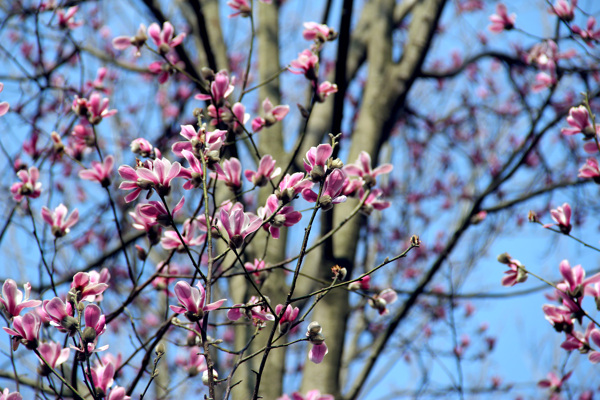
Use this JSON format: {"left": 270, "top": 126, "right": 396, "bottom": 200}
{"left": 214, "top": 157, "right": 242, "bottom": 191}
{"left": 245, "top": 155, "right": 281, "bottom": 187}
{"left": 79, "top": 156, "right": 114, "bottom": 187}
{"left": 302, "top": 22, "right": 332, "bottom": 42}
{"left": 170, "top": 281, "right": 226, "bottom": 322}
{"left": 129, "top": 204, "right": 160, "bottom": 232}
{"left": 302, "top": 169, "right": 348, "bottom": 211}
{"left": 0, "top": 83, "right": 9, "bottom": 116}
{"left": 360, "top": 188, "right": 391, "bottom": 215}
{"left": 348, "top": 275, "right": 371, "bottom": 291}
{"left": 91, "top": 361, "right": 115, "bottom": 395}
{"left": 303, "top": 144, "right": 333, "bottom": 180}
{"left": 257, "top": 194, "right": 302, "bottom": 239}
{"left": 107, "top": 387, "right": 130, "bottom": 400}
{"left": 316, "top": 81, "right": 338, "bottom": 102}
{"left": 57, "top": 6, "right": 82, "bottom": 29}
{"left": 180, "top": 150, "right": 205, "bottom": 190}
{"left": 130, "top": 138, "right": 156, "bottom": 158}
{"left": 532, "top": 71, "right": 556, "bottom": 92}
{"left": 42, "top": 298, "right": 76, "bottom": 332}
{"left": 275, "top": 304, "right": 299, "bottom": 334}
{"left": 177, "top": 346, "right": 207, "bottom": 376}
{"left": 0, "top": 280, "right": 41, "bottom": 318}
{"left": 289, "top": 49, "right": 319, "bottom": 80}
{"left": 140, "top": 197, "right": 185, "bottom": 226}
{"left": 251, "top": 98, "right": 290, "bottom": 132}
{"left": 230, "top": 102, "right": 250, "bottom": 133}
{"left": 219, "top": 202, "right": 262, "bottom": 248}
{"left": 11, "top": 166, "right": 42, "bottom": 201}
{"left": 344, "top": 151, "right": 393, "bottom": 187}
{"left": 171, "top": 124, "right": 227, "bottom": 158}
{"left": 72, "top": 93, "right": 117, "bottom": 125}
{"left": 561, "top": 106, "right": 596, "bottom": 136}
{"left": 71, "top": 271, "right": 109, "bottom": 303}
{"left": 161, "top": 217, "right": 207, "bottom": 250}
{"left": 369, "top": 288, "right": 398, "bottom": 315}
{"left": 127, "top": 158, "right": 185, "bottom": 198}
{"left": 0, "top": 389, "right": 22, "bottom": 400}
{"left": 147, "top": 22, "right": 186, "bottom": 54}
{"left": 3, "top": 312, "right": 41, "bottom": 350}
{"left": 277, "top": 173, "right": 314, "bottom": 203}
{"left": 550, "top": 0, "right": 576, "bottom": 22}
{"left": 499, "top": 254, "right": 528, "bottom": 286}
{"left": 488, "top": 3, "right": 516, "bottom": 33}
{"left": 542, "top": 304, "right": 573, "bottom": 332}
{"left": 41, "top": 204, "right": 79, "bottom": 237}
{"left": 37, "top": 341, "right": 70, "bottom": 370}
{"left": 227, "top": 0, "right": 251, "bottom": 18}
{"left": 227, "top": 296, "right": 274, "bottom": 326}
{"left": 306, "top": 322, "right": 328, "bottom": 364}
{"left": 578, "top": 158, "right": 600, "bottom": 180}
{"left": 543, "top": 203, "right": 572, "bottom": 234}
{"left": 195, "top": 70, "right": 235, "bottom": 105}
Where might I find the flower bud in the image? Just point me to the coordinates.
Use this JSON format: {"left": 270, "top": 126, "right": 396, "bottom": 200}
{"left": 310, "top": 165, "right": 326, "bottom": 182}
{"left": 497, "top": 253, "right": 511, "bottom": 264}
{"left": 82, "top": 326, "right": 97, "bottom": 344}
{"left": 307, "top": 321, "right": 322, "bottom": 335}
{"left": 201, "top": 67, "right": 215, "bottom": 82}
{"left": 327, "top": 158, "right": 344, "bottom": 170}
{"left": 528, "top": 210, "right": 538, "bottom": 223}
{"left": 135, "top": 244, "right": 147, "bottom": 261}
{"left": 202, "top": 369, "right": 219, "bottom": 386}
{"left": 411, "top": 235, "right": 421, "bottom": 247}
{"left": 60, "top": 316, "right": 79, "bottom": 334}
{"left": 319, "top": 195, "right": 333, "bottom": 211}
{"left": 155, "top": 342, "right": 166, "bottom": 356}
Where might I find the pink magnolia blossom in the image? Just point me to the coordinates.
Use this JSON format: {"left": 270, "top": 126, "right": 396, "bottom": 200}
{"left": 172, "top": 124, "right": 227, "bottom": 159}
{"left": 251, "top": 98, "right": 290, "bottom": 132}
{"left": 369, "top": 288, "right": 398, "bottom": 315}
{"left": 316, "top": 81, "right": 338, "bottom": 102}
{"left": 304, "top": 144, "right": 333, "bottom": 181}
{"left": 257, "top": 194, "right": 302, "bottom": 239}
{"left": 42, "top": 297, "right": 77, "bottom": 333}
{"left": 302, "top": 22, "right": 333, "bottom": 42}
{"left": 130, "top": 138, "right": 158, "bottom": 158}
{"left": 195, "top": 70, "right": 235, "bottom": 105}
{"left": 170, "top": 281, "right": 226, "bottom": 322}
{"left": 348, "top": 275, "right": 371, "bottom": 291}
{"left": 572, "top": 17, "right": 600, "bottom": 46}
{"left": 72, "top": 93, "right": 117, "bottom": 125}
{"left": 37, "top": 341, "right": 70, "bottom": 373}
{"left": 578, "top": 158, "right": 600, "bottom": 180}
{"left": 498, "top": 253, "right": 528, "bottom": 286}
{"left": 71, "top": 271, "right": 109, "bottom": 303}
{"left": 230, "top": 102, "right": 250, "bottom": 133}
{"left": 538, "top": 371, "right": 572, "bottom": 391}
{"left": 177, "top": 346, "right": 207, "bottom": 376}
{"left": 129, "top": 204, "right": 160, "bottom": 235}
{"left": 214, "top": 157, "right": 242, "bottom": 191}
{"left": 278, "top": 390, "right": 334, "bottom": 400}
{"left": 344, "top": 151, "right": 393, "bottom": 187}
{"left": 488, "top": 3, "right": 516, "bottom": 33}
{"left": 139, "top": 197, "right": 185, "bottom": 227}
{"left": 0, "top": 389, "right": 22, "bottom": 400}
{"left": 543, "top": 304, "right": 573, "bottom": 333}
{"left": 0, "top": 83, "right": 9, "bottom": 116}
{"left": 161, "top": 217, "right": 207, "bottom": 250}
{"left": 543, "top": 203, "right": 572, "bottom": 234}
{"left": 91, "top": 361, "right": 115, "bottom": 395}
{"left": 3, "top": 312, "right": 41, "bottom": 350}
{"left": 275, "top": 304, "right": 299, "bottom": 334}
{"left": 302, "top": 169, "right": 348, "bottom": 211}
{"left": 557, "top": 259, "right": 600, "bottom": 298}
{"left": 119, "top": 157, "right": 186, "bottom": 199}
{"left": 147, "top": 22, "right": 186, "bottom": 54}
{"left": 532, "top": 71, "right": 556, "bottom": 92}
{"left": 561, "top": 106, "right": 596, "bottom": 136}
{"left": 41, "top": 204, "right": 79, "bottom": 237}
{"left": 112, "top": 24, "right": 148, "bottom": 56}
{"left": 561, "top": 322, "right": 594, "bottom": 351}
{"left": 11, "top": 166, "right": 42, "bottom": 201}
{"left": 227, "top": 0, "right": 251, "bottom": 18}
{"left": 550, "top": 0, "right": 576, "bottom": 22}
{"left": 289, "top": 49, "right": 319, "bottom": 80}
{"left": 0, "top": 280, "right": 41, "bottom": 318}
{"left": 79, "top": 155, "right": 114, "bottom": 187}
{"left": 107, "top": 387, "right": 130, "bottom": 400}
{"left": 57, "top": 6, "right": 82, "bottom": 29}
{"left": 277, "top": 172, "right": 314, "bottom": 203}
{"left": 245, "top": 155, "right": 281, "bottom": 187}
{"left": 306, "top": 322, "right": 328, "bottom": 364}
{"left": 588, "top": 329, "right": 600, "bottom": 363}
{"left": 219, "top": 202, "right": 262, "bottom": 248}
{"left": 359, "top": 188, "right": 391, "bottom": 215}
{"left": 227, "top": 296, "right": 274, "bottom": 327}
{"left": 244, "top": 259, "right": 268, "bottom": 283}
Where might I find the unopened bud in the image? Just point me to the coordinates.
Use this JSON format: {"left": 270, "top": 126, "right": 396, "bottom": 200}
{"left": 411, "top": 235, "right": 420, "bottom": 247}
{"left": 307, "top": 321, "right": 322, "bottom": 335}
{"left": 309, "top": 332, "right": 325, "bottom": 345}
{"left": 327, "top": 158, "right": 344, "bottom": 170}
{"left": 201, "top": 67, "right": 215, "bottom": 82}
{"left": 135, "top": 245, "right": 147, "bottom": 261}
{"left": 497, "top": 253, "right": 511, "bottom": 264}
{"left": 202, "top": 369, "right": 219, "bottom": 386}
{"left": 155, "top": 342, "right": 166, "bottom": 356}
{"left": 298, "top": 103, "right": 309, "bottom": 119}
{"left": 60, "top": 316, "right": 79, "bottom": 333}
{"left": 528, "top": 210, "right": 538, "bottom": 223}
{"left": 51, "top": 132, "right": 64, "bottom": 154}
{"left": 82, "top": 326, "right": 97, "bottom": 344}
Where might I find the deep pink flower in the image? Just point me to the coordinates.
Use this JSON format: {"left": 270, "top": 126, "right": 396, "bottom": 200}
{"left": 557, "top": 259, "right": 600, "bottom": 298}
{"left": 543, "top": 203, "right": 572, "bottom": 234}
{"left": 302, "top": 169, "right": 348, "bottom": 211}
{"left": 37, "top": 341, "right": 70, "bottom": 370}
{"left": 72, "top": 93, "right": 117, "bottom": 125}
{"left": 11, "top": 166, "right": 42, "bottom": 201}
{"left": 129, "top": 204, "right": 159, "bottom": 233}
{"left": 344, "top": 151, "right": 393, "bottom": 187}
{"left": 245, "top": 155, "right": 281, "bottom": 187}
{"left": 303, "top": 144, "right": 333, "bottom": 179}
{"left": 79, "top": 156, "right": 114, "bottom": 187}
{"left": 42, "top": 298, "right": 76, "bottom": 332}
{"left": 277, "top": 173, "right": 314, "bottom": 203}
{"left": 227, "top": 296, "right": 274, "bottom": 327}
{"left": 147, "top": 22, "right": 186, "bottom": 54}
{"left": 360, "top": 188, "right": 391, "bottom": 215}
{"left": 57, "top": 6, "right": 82, "bottom": 29}
{"left": 257, "top": 194, "right": 302, "bottom": 239}
{"left": 219, "top": 202, "right": 262, "bottom": 248}
{"left": 120, "top": 158, "right": 186, "bottom": 199}
{"left": 488, "top": 3, "right": 516, "bottom": 33}
{"left": 214, "top": 157, "right": 242, "bottom": 191}
{"left": 572, "top": 17, "right": 600, "bottom": 46}
{"left": 316, "top": 81, "right": 338, "bottom": 102}
{"left": 369, "top": 288, "right": 398, "bottom": 315}
{"left": 41, "top": 204, "right": 79, "bottom": 237}
{"left": 140, "top": 197, "right": 185, "bottom": 227}
{"left": 0, "top": 389, "right": 22, "bottom": 400}
{"left": 91, "top": 361, "right": 115, "bottom": 395}
{"left": 0, "top": 280, "right": 41, "bottom": 318}
{"left": 251, "top": 98, "right": 290, "bottom": 133}
{"left": 275, "top": 304, "right": 299, "bottom": 334}
{"left": 499, "top": 254, "right": 528, "bottom": 286}
{"left": 171, "top": 124, "right": 227, "bottom": 159}
{"left": 306, "top": 322, "right": 328, "bottom": 364}
{"left": 578, "top": 158, "right": 600, "bottom": 180}
{"left": 543, "top": 304, "right": 573, "bottom": 333}
{"left": 227, "top": 0, "right": 251, "bottom": 18}
{"left": 561, "top": 322, "right": 594, "bottom": 351}
{"left": 161, "top": 217, "right": 207, "bottom": 250}
{"left": 289, "top": 49, "right": 319, "bottom": 80}
{"left": 588, "top": 329, "right": 600, "bottom": 363}
{"left": 195, "top": 70, "right": 235, "bottom": 105}
{"left": 3, "top": 312, "right": 41, "bottom": 350}
{"left": 71, "top": 271, "right": 109, "bottom": 303}
{"left": 130, "top": 138, "right": 156, "bottom": 158}
{"left": 170, "top": 281, "right": 226, "bottom": 322}
{"left": 561, "top": 106, "right": 596, "bottom": 136}
{"left": 112, "top": 24, "right": 148, "bottom": 56}
{"left": 0, "top": 83, "right": 10, "bottom": 116}
{"left": 348, "top": 275, "right": 371, "bottom": 291}
{"left": 550, "top": 0, "right": 576, "bottom": 21}
{"left": 302, "top": 22, "right": 332, "bottom": 42}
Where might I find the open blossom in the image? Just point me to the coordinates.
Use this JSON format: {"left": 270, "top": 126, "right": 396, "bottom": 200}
{"left": 561, "top": 106, "right": 596, "bottom": 137}
{"left": 360, "top": 188, "right": 391, "bottom": 215}
{"left": 543, "top": 203, "right": 572, "bottom": 234}
{"left": 289, "top": 49, "right": 319, "bottom": 80}
{"left": 130, "top": 138, "right": 158, "bottom": 158}
{"left": 227, "top": 296, "right": 274, "bottom": 327}
{"left": 107, "top": 387, "right": 130, "bottom": 400}
{"left": 214, "top": 157, "right": 242, "bottom": 191}
{"left": 71, "top": 270, "right": 110, "bottom": 303}
{"left": 177, "top": 346, "right": 207, "bottom": 376}
{"left": 41, "top": 204, "right": 79, "bottom": 237}
{"left": 72, "top": 93, "right": 117, "bottom": 125}
{"left": 147, "top": 22, "right": 186, "bottom": 54}
{"left": 245, "top": 155, "right": 281, "bottom": 187}
{"left": 277, "top": 172, "right": 314, "bottom": 203}
{"left": 538, "top": 371, "right": 572, "bottom": 392}
{"left": 227, "top": 0, "right": 251, "bottom": 18}
{"left": 488, "top": 3, "right": 515, "bottom": 33}
{"left": 37, "top": 341, "right": 70, "bottom": 374}
{"left": 11, "top": 166, "right": 42, "bottom": 201}
{"left": 557, "top": 259, "right": 600, "bottom": 298}
{"left": 561, "top": 322, "right": 594, "bottom": 352}
{"left": 57, "top": 6, "right": 82, "bottom": 29}
{"left": 572, "top": 16, "right": 600, "bottom": 46}
{"left": 302, "top": 169, "right": 348, "bottom": 211}
{"left": 0, "top": 389, "right": 22, "bottom": 400}
{"left": 112, "top": 24, "right": 148, "bottom": 56}
{"left": 344, "top": 151, "right": 393, "bottom": 187}
{"left": 195, "top": 70, "right": 234, "bottom": 105}
{"left": 550, "top": 0, "right": 576, "bottom": 21}
{"left": 0, "top": 83, "right": 9, "bottom": 117}
{"left": 302, "top": 22, "right": 333, "bottom": 42}
{"left": 316, "top": 81, "right": 338, "bottom": 102}
{"left": 219, "top": 202, "right": 262, "bottom": 248}
{"left": 42, "top": 298, "right": 77, "bottom": 333}
{"left": 79, "top": 155, "right": 114, "bottom": 187}
{"left": 161, "top": 217, "right": 207, "bottom": 250}
{"left": 172, "top": 124, "right": 227, "bottom": 160}
{"left": 170, "top": 281, "right": 226, "bottom": 322}
{"left": 91, "top": 361, "right": 115, "bottom": 396}
{"left": 119, "top": 158, "right": 187, "bottom": 200}
{"left": 275, "top": 304, "right": 299, "bottom": 334}
{"left": 578, "top": 158, "right": 600, "bottom": 180}
{"left": 304, "top": 144, "right": 333, "bottom": 181}
{"left": 543, "top": 304, "right": 573, "bottom": 333}
{"left": 3, "top": 312, "right": 41, "bottom": 350}
{"left": 251, "top": 98, "right": 290, "bottom": 132}
{"left": 257, "top": 194, "right": 302, "bottom": 239}
{"left": 0, "top": 280, "right": 41, "bottom": 318}
{"left": 369, "top": 288, "right": 398, "bottom": 315}
{"left": 588, "top": 329, "right": 600, "bottom": 363}
{"left": 306, "top": 322, "right": 328, "bottom": 364}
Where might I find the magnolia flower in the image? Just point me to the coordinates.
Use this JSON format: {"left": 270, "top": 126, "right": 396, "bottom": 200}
{"left": 277, "top": 173, "right": 314, "bottom": 203}
{"left": 72, "top": 93, "right": 117, "bottom": 125}
{"left": 537, "top": 371, "right": 572, "bottom": 392}
{"left": 289, "top": 49, "right": 319, "bottom": 80}
{"left": 251, "top": 98, "right": 290, "bottom": 133}
{"left": 303, "top": 144, "right": 333, "bottom": 181}
{"left": 257, "top": 194, "right": 302, "bottom": 239}
{"left": 112, "top": 24, "right": 148, "bottom": 56}
{"left": 344, "top": 151, "right": 393, "bottom": 187}
{"left": 542, "top": 304, "right": 573, "bottom": 333}
{"left": 0, "top": 389, "right": 22, "bottom": 400}
{"left": 369, "top": 288, "right": 398, "bottom": 315}
{"left": 195, "top": 70, "right": 234, "bottom": 105}
{"left": 488, "top": 3, "right": 516, "bottom": 33}
{"left": 219, "top": 202, "right": 262, "bottom": 249}
{"left": 550, "top": 0, "right": 576, "bottom": 21}
{"left": 91, "top": 361, "right": 115, "bottom": 396}
{"left": 147, "top": 22, "right": 186, "bottom": 54}
{"left": 579, "top": 158, "right": 600, "bottom": 180}
{"left": 0, "top": 82, "right": 10, "bottom": 116}
{"left": 316, "top": 81, "right": 338, "bottom": 102}
{"left": 107, "top": 387, "right": 131, "bottom": 400}
{"left": 171, "top": 124, "right": 227, "bottom": 159}
{"left": 170, "top": 281, "right": 225, "bottom": 322}
{"left": 543, "top": 203, "right": 572, "bottom": 234}
{"left": 214, "top": 157, "right": 242, "bottom": 191}
{"left": 42, "top": 298, "right": 77, "bottom": 333}
{"left": 0, "top": 280, "right": 41, "bottom": 318}
{"left": 227, "top": 296, "right": 274, "bottom": 327}
{"left": 3, "top": 312, "right": 41, "bottom": 350}
{"left": 41, "top": 204, "right": 79, "bottom": 237}
{"left": 245, "top": 155, "right": 281, "bottom": 187}
{"left": 302, "top": 169, "right": 348, "bottom": 211}
{"left": 79, "top": 156, "right": 114, "bottom": 187}
{"left": 557, "top": 259, "right": 600, "bottom": 298}
{"left": 70, "top": 271, "right": 109, "bottom": 303}
{"left": 57, "top": 6, "right": 82, "bottom": 29}
{"left": 302, "top": 22, "right": 333, "bottom": 42}
{"left": 37, "top": 341, "right": 70, "bottom": 375}
{"left": 306, "top": 322, "right": 328, "bottom": 364}
{"left": 11, "top": 166, "right": 42, "bottom": 202}
{"left": 275, "top": 304, "right": 299, "bottom": 334}
{"left": 161, "top": 217, "right": 207, "bottom": 250}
